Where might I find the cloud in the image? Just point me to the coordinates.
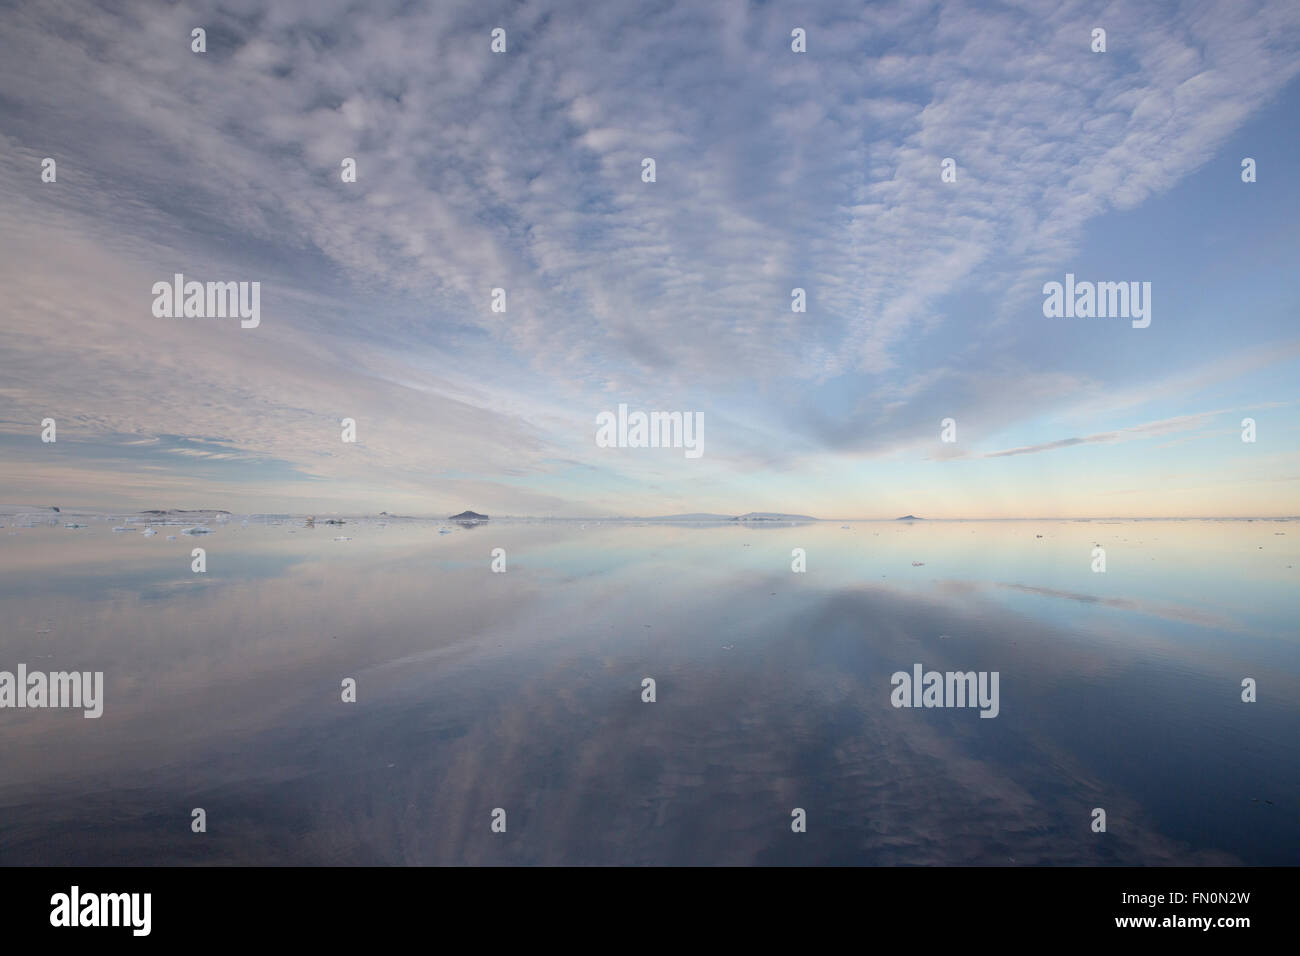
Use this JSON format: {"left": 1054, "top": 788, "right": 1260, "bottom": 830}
{"left": 5, "top": 0, "right": 1298, "bottom": 383}
{"left": 981, "top": 411, "right": 1225, "bottom": 458}
{"left": 0, "top": 0, "right": 1297, "bottom": 512}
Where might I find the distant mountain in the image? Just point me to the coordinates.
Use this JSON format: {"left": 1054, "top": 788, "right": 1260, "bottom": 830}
{"left": 895, "top": 515, "right": 924, "bottom": 520}
{"left": 732, "top": 512, "right": 817, "bottom": 522}
{"left": 449, "top": 510, "right": 489, "bottom": 520}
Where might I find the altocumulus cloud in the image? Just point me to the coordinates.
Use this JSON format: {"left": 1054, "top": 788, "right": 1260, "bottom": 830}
{"left": 0, "top": 0, "right": 1297, "bottom": 514}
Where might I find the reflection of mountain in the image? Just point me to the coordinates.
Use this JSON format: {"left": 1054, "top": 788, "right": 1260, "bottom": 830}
{"left": 896, "top": 515, "right": 924, "bottom": 521}
{"left": 732, "top": 512, "right": 817, "bottom": 522}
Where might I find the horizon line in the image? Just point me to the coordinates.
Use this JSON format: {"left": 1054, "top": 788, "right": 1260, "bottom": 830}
{"left": 4, "top": 507, "right": 1296, "bottom": 522}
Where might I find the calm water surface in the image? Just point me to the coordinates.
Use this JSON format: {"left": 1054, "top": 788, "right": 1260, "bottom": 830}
{"left": 0, "top": 516, "right": 1296, "bottom": 865}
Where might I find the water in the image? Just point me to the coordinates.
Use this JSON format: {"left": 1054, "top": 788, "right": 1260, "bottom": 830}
{"left": 0, "top": 515, "right": 1296, "bottom": 865}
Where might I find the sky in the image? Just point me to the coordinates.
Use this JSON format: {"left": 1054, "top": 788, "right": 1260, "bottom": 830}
{"left": 0, "top": 0, "right": 1297, "bottom": 518}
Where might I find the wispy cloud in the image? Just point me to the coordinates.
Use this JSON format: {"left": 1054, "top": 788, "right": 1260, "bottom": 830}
{"left": 0, "top": 0, "right": 1297, "bottom": 514}
{"left": 982, "top": 411, "right": 1225, "bottom": 459}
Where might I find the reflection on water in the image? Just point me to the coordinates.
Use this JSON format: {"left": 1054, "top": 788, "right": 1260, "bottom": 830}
{"left": 0, "top": 516, "right": 1296, "bottom": 865}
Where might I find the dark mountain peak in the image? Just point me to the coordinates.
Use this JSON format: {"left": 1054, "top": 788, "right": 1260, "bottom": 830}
{"left": 450, "top": 510, "right": 489, "bottom": 521}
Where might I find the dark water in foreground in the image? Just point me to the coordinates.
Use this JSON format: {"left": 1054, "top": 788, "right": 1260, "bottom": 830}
{"left": 0, "top": 516, "right": 1296, "bottom": 865}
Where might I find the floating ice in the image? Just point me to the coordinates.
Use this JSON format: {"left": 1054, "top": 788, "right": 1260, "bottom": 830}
{"left": 142, "top": 527, "right": 157, "bottom": 537}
